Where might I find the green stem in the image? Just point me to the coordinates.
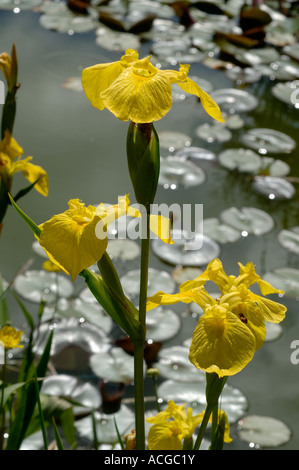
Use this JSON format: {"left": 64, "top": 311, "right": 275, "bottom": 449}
{"left": 134, "top": 209, "right": 150, "bottom": 450}
{"left": 193, "top": 403, "right": 214, "bottom": 450}
{"left": 211, "top": 402, "right": 219, "bottom": 443}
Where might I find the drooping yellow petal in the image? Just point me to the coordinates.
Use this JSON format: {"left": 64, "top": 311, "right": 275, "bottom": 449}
{"left": 173, "top": 65, "right": 224, "bottom": 123}
{"left": 38, "top": 199, "right": 108, "bottom": 281}
{"left": 81, "top": 49, "right": 139, "bottom": 110}
{"left": 189, "top": 305, "right": 256, "bottom": 377}
{"left": 147, "top": 422, "right": 182, "bottom": 450}
{"left": 21, "top": 161, "right": 49, "bottom": 197}
{"left": 101, "top": 59, "right": 173, "bottom": 123}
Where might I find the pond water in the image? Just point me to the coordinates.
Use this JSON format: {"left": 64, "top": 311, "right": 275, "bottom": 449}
{"left": 1, "top": 0, "right": 299, "bottom": 450}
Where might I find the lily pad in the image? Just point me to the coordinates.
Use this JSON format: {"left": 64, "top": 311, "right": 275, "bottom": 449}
{"left": 225, "top": 65, "right": 262, "bottom": 84}
{"left": 14, "top": 270, "right": 74, "bottom": 304}
{"left": 195, "top": 122, "right": 232, "bottom": 143}
{"left": 218, "top": 148, "right": 261, "bottom": 173}
{"left": 41, "top": 374, "right": 102, "bottom": 414}
{"left": 0, "top": 0, "right": 42, "bottom": 9}
{"left": 203, "top": 218, "right": 241, "bottom": 243}
{"left": 210, "top": 88, "right": 258, "bottom": 112}
{"left": 39, "top": 1, "right": 98, "bottom": 33}
{"left": 252, "top": 176, "right": 295, "bottom": 200}
{"left": 220, "top": 207, "right": 274, "bottom": 236}
{"left": 95, "top": 25, "right": 141, "bottom": 51}
{"left": 158, "top": 131, "right": 192, "bottom": 152}
{"left": 106, "top": 239, "right": 140, "bottom": 261}
{"left": 42, "top": 298, "right": 113, "bottom": 334}
{"left": 158, "top": 380, "right": 249, "bottom": 424}
{"left": 237, "top": 415, "right": 291, "bottom": 448}
{"left": 120, "top": 268, "right": 176, "bottom": 298}
{"left": 146, "top": 307, "right": 181, "bottom": 342}
{"left": 278, "top": 227, "right": 299, "bottom": 255}
{"left": 33, "top": 318, "right": 110, "bottom": 357}
{"left": 272, "top": 82, "right": 299, "bottom": 108}
{"left": 241, "top": 128, "right": 296, "bottom": 154}
{"left": 152, "top": 230, "right": 220, "bottom": 266}
{"left": 174, "top": 146, "right": 216, "bottom": 162}
{"left": 159, "top": 157, "right": 206, "bottom": 189}
{"left": 257, "top": 157, "right": 290, "bottom": 177}
{"left": 265, "top": 322, "right": 283, "bottom": 342}
{"left": 236, "top": 47, "right": 280, "bottom": 66}
{"left": 263, "top": 267, "right": 299, "bottom": 299}
{"left": 90, "top": 347, "right": 141, "bottom": 384}
{"left": 75, "top": 405, "right": 135, "bottom": 445}
{"left": 155, "top": 346, "right": 205, "bottom": 382}
{"left": 171, "top": 266, "right": 203, "bottom": 285}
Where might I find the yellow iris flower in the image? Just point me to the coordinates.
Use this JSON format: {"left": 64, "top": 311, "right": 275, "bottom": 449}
{"left": 147, "top": 259, "right": 286, "bottom": 377}
{"left": 0, "top": 130, "right": 48, "bottom": 197}
{"left": 37, "top": 195, "right": 173, "bottom": 281}
{"left": 146, "top": 400, "right": 203, "bottom": 450}
{"left": 82, "top": 49, "right": 224, "bottom": 124}
{"left": 146, "top": 400, "right": 232, "bottom": 450}
{"left": 0, "top": 326, "right": 23, "bottom": 350}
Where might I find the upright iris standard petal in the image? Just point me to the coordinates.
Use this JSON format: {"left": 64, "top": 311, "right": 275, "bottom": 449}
{"left": 189, "top": 305, "right": 256, "bottom": 377}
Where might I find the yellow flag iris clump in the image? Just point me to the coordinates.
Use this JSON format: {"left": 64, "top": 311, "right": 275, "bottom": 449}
{"left": 81, "top": 49, "right": 224, "bottom": 124}
{"left": 36, "top": 195, "right": 173, "bottom": 281}
{"left": 0, "top": 130, "right": 48, "bottom": 197}
{"left": 147, "top": 259, "right": 286, "bottom": 377}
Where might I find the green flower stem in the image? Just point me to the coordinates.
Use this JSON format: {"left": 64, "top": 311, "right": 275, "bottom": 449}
{"left": 134, "top": 209, "right": 150, "bottom": 450}
{"left": 193, "top": 403, "right": 214, "bottom": 450}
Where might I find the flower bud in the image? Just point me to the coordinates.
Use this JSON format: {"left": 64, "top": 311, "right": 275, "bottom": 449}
{"left": 126, "top": 121, "right": 160, "bottom": 209}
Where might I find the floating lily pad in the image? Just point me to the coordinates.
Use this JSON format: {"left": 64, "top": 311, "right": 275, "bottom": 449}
{"left": 278, "top": 227, "right": 299, "bottom": 255}
{"left": 33, "top": 318, "right": 110, "bottom": 357}
{"left": 236, "top": 47, "right": 280, "bottom": 66}
{"left": 272, "top": 82, "right": 299, "bottom": 109}
{"left": 222, "top": 113, "right": 245, "bottom": 130}
{"left": 252, "top": 176, "right": 295, "bottom": 200}
{"left": 95, "top": 25, "right": 141, "bottom": 51}
{"left": 40, "top": 1, "right": 98, "bottom": 33}
{"left": 237, "top": 415, "right": 291, "bottom": 447}
{"left": 158, "top": 131, "right": 192, "bottom": 152}
{"left": 195, "top": 122, "right": 232, "bottom": 143}
{"left": 32, "top": 240, "right": 49, "bottom": 258}
{"left": 220, "top": 207, "right": 274, "bottom": 236}
{"left": 42, "top": 298, "right": 113, "bottom": 334}
{"left": 265, "top": 322, "right": 283, "bottom": 342}
{"left": 159, "top": 157, "right": 206, "bottom": 189}
{"left": 171, "top": 266, "right": 203, "bottom": 285}
{"left": 174, "top": 146, "right": 216, "bottom": 162}
{"left": 210, "top": 88, "right": 258, "bottom": 113}
{"left": 90, "top": 347, "right": 141, "bottom": 384}
{"left": 146, "top": 307, "right": 181, "bottom": 342}
{"left": 283, "top": 43, "right": 299, "bottom": 62}
{"left": 106, "top": 239, "right": 140, "bottom": 261}
{"left": 263, "top": 267, "right": 299, "bottom": 299}
{"left": 225, "top": 65, "right": 262, "bottom": 84}
{"left": 203, "top": 218, "right": 241, "bottom": 243}
{"left": 20, "top": 431, "right": 45, "bottom": 451}
{"left": 14, "top": 270, "right": 74, "bottom": 304}
{"left": 155, "top": 346, "right": 205, "bottom": 382}
{"left": 151, "top": 38, "right": 192, "bottom": 59}
{"left": 152, "top": 230, "right": 220, "bottom": 266}
{"left": 158, "top": 380, "right": 249, "bottom": 423}
{"left": 0, "top": 0, "right": 42, "bottom": 9}
{"left": 258, "top": 157, "right": 290, "bottom": 177}
{"left": 41, "top": 374, "right": 102, "bottom": 414}
{"left": 75, "top": 405, "right": 135, "bottom": 444}
{"left": 241, "top": 128, "right": 296, "bottom": 154}
{"left": 218, "top": 148, "right": 261, "bottom": 173}
{"left": 120, "top": 268, "right": 176, "bottom": 298}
